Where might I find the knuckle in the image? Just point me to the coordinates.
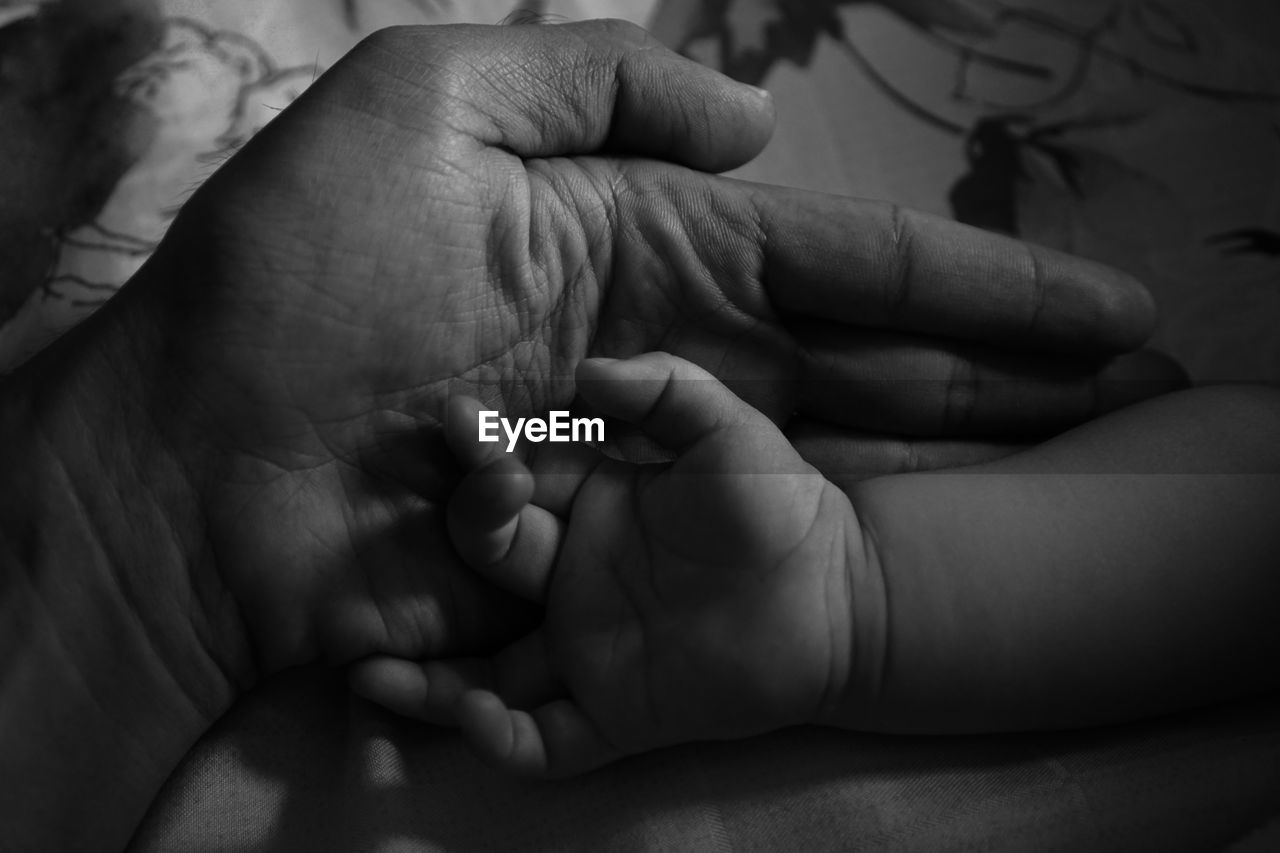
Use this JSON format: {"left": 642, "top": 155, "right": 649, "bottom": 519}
{"left": 942, "top": 356, "right": 979, "bottom": 433}
{"left": 585, "top": 17, "right": 653, "bottom": 47}
{"left": 1024, "top": 243, "right": 1049, "bottom": 336}
{"left": 885, "top": 204, "right": 916, "bottom": 324}
{"left": 352, "top": 25, "right": 418, "bottom": 63}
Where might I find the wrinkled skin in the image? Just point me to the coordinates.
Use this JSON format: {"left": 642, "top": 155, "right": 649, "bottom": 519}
{"left": 0, "top": 20, "right": 1204, "bottom": 852}
{"left": 81, "top": 21, "right": 1170, "bottom": 680}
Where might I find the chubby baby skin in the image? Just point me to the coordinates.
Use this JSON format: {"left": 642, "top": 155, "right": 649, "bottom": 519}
{"left": 352, "top": 354, "right": 1280, "bottom": 777}
{"left": 362, "top": 352, "right": 880, "bottom": 776}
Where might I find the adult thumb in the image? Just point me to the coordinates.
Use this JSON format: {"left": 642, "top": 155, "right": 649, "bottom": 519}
{"left": 346, "top": 18, "right": 775, "bottom": 172}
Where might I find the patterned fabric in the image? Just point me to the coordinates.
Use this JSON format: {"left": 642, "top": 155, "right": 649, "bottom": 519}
{"left": 0, "top": 0, "right": 658, "bottom": 368}
{"left": 2, "top": 1, "right": 1276, "bottom": 850}
{"left": 649, "top": 0, "right": 1280, "bottom": 383}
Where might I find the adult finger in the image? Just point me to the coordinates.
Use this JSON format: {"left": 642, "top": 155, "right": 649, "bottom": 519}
{"left": 746, "top": 185, "right": 1157, "bottom": 355}
{"left": 786, "top": 420, "right": 1025, "bottom": 490}
{"left": 347, "top": 20, "right": 774, "bottom": 171}
{"left": 796, "top": 328, "right": 1190, "bottom": 437}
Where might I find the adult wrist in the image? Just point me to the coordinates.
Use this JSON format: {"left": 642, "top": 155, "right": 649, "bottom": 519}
{"left": 0, "top": 289, "right": 255, "bottom": 849}
{"left": 2, "top": 281, "right": 256, "bottom": 717}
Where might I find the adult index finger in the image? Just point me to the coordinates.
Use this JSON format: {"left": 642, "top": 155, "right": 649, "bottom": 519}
{"left": 747, "top": 184, "right": 1156, "bottom": 355}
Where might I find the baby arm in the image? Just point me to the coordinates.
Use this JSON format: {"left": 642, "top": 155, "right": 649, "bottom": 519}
{"left": 354, "top": 352, "right": 872, "bottom": 775}
{"left": 353, "top": 357, "right": 1280, "bottom": 775}
{"left": 839, "top": 382, "right": 1280, "bottom": 734}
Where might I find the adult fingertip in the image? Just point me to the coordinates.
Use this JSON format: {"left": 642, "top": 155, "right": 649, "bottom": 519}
{"left": 1022, "top": 246, "right": 1157, "bottom": 354}
{"left": 724, "top": 78, "right": 777, "bottom": 155}
{"left": 1048, "top": 253, "right": 1157, "bottom": 353}
{"left": 613, "top": 46, "right": 776, "bottom": 172}
{"left": 1097, "top": 267, "right": 1158, "bottom": 353}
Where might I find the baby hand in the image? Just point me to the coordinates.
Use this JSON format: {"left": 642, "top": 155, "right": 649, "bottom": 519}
{"left": 353, "top": 353, "right": 866, "bottom": 776}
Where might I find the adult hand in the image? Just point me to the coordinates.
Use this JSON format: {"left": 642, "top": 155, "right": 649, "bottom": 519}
{"left": 21, "top": 17, "right": 1173, "bottom": 706}
{"left": 3, "top": 19, "right": 1176, "bottom": 850}
{"left": 111, "top": 19, "right": 1176, "bottom": 675}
